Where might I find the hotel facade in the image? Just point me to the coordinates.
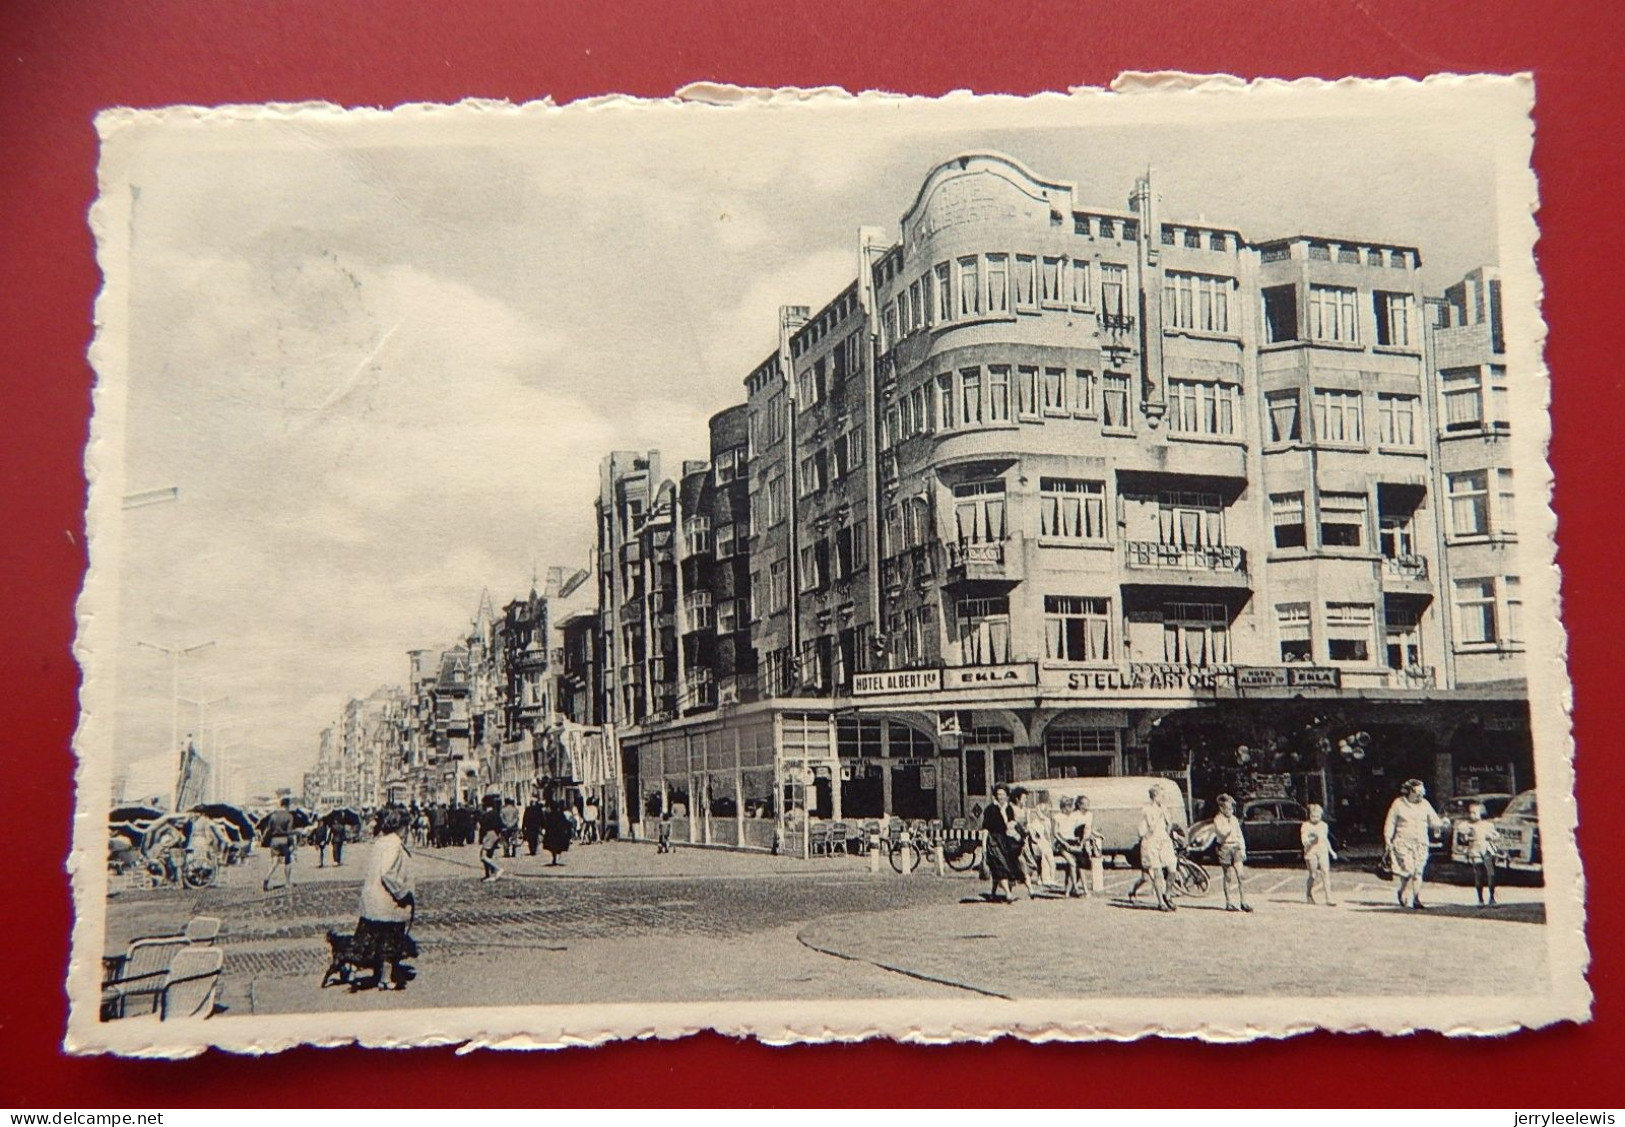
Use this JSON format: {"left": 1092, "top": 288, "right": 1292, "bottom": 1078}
{"left": 600, "top": 153, "right": 1530, "bottom": 848}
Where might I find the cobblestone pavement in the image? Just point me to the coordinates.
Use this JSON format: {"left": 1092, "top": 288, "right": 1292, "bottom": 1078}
{"left": 103, "top": 841, "right": 970, "bottom": 1014}
{"left": 101, "top": 842, "right": 1549, "bottom": 1015}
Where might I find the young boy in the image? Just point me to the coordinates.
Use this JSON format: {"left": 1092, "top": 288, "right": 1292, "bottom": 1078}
{"left": 1301, "top": 803, "right": 1337, "bottom": 906}
{"left": 1456, "top": 801, "right": 1502, "bottom": 906}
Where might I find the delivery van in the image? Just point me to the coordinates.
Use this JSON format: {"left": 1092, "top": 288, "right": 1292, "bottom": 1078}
{"left": 1020, "top": 775, "right": 1190, "bottom": 859}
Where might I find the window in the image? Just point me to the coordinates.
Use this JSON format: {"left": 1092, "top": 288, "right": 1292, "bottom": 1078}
{"left": 1262, "top": 284, "right": 1299, "bottom": 343}
{"left": 911, "top": 278, "right": 927, "bottom": 331}
{"left": 1441, "top": 366, "right": 1484, "bottom": 431}
{"left": 834, "top": 525, "right": 854, "bottom": 580}
{"left": 1266, "top": 389, "right": 1302, "bottom": 443}
{"left": 769, "top": 559, "right": 789, "bottom": 613}
{"left": 1379, "top": 508, "right": 1416, "bottom": 560}
{"left": 1447, "top": 471, "right": 1490, "bottom": 537}
{"left": 1071, "top": 259, "right": 1094, "bottom": 307}
{"left": 1497, "top": 468, "right": 1516, "bottom": 532}
{"left": 1313, "top": 387, "right": 1364, "bottom": 445}
{"left": 685, "top": 589, "right": 714, "bottom": 631}
{"left": 716, "top": 523, "right": 736, "bottom": 560}
{"left": 1271, "top": 492, "right": 1307, "bottom": 549}
{"left": 959, "top": 596, "right": 1012, "bottom": 665}
{"left": 1374, "top": 291, "right": 1415, "bottom": 347}
{"left": 845, "top": 330, "right": 864, "bottom": 377}
{"left": 1102, "top": 373, "right": 1131, "bottom": 428}
{"left": 1042, "top": 367, "right": 1067, "bottom": 415}
{"left": 1074, "top": 369, "right": 1096, "bottom": 416}
{"left": 1488, "top": 365, "right": 1509, "bottom": 428}
{"left": 716, "top": 599, "right": 737, "bottom": 635}
{"left": 1164, "top": 272, "right": 1232, "bottom": 333}
{"left": 749, "top": 571, "right": 763, "bottom": 621}
{"left": 716, "top": 449, "right": 737, "bottom": 484}
{"left": 902, "top": 495, "right": 931, "bottom": 549}
{"left": 985, "top": 254, "right": 1009, "bottom": 313}
{"left": 1160, "top": 603, "right": 1230, "bottom": 666}
{"left": 1308, "top": 285, "right": 1359, "bottom": 343}
{"left": 852, "top": 519, "right": 868, "bottom": 571}
{"left": 953, "top": 479, "right": 1007, "bottom": 543}
{"left": 768, "top": 475, "right": 787, "bottom": 526}
{"left": 1377, "top": 393, "right": 1418, "bottom": 446}
{"left": 683, "top": 515, "right": 712, "bottom": 555}
{"left": 958, "top": 258, "right": 980, "bottom": 316}
{"left": 1325, "top": 603, "right": 1374, "bottom": 663}
{"left": 1099, "top": 264, "right": 1126, "bottom": 316}
{"left": 1016, "top": 365, "right": 1039, "bottom": 417}
{"left": 1454, "top": 578, "right": 1498, "bottom": 645}
{"left": 934, "top": 263, "right": 952, "bottom": 322}
{"left": 934, "top": 373, "right": 956, "bottom": 430}
{"left": 960, "top": 368, "right": 983, "bottom": 426}
{"left": 748, "top": 491, "right": 764, "bottom": 539}
{"left": 1319, "top": 491, "right": 1368, "bottom": 548}
{"left": 1167, "top": 379, "right": 1238, "bottom": 437}
{"left": 987, "top": 365, "right": 1012, "bottom": 423}
{"left": 1044, "top": 596, "right": 1112, "bottom": 663}
{"left": 798, "top": 544, "right": 826, "bottom": 592}
{"left": 883, "top": 302, "right": 898, "bottom": 351}
{"left": 1277, "top": 602, "right": 1312, "bottom": 661}
{"left": 1505, "top": 576, "right": 1523, "bottom": 643}
{"left": 1014, "top": 254, "right": 1037, "bottom": 308}
{"left": 1157, "top": 491, "right": 1225, "bottom": 549}
{"left": 1385, "top": 604, "right": 1422, "bottom": 671}
{"left": 1040, "top": 478, "right": 1107, "bottom": 542}
{"left": 1041, "top": 256, "right": 1064, "bottom": 304}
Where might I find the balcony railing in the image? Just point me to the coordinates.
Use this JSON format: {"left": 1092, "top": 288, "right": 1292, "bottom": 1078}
{"left": 1098, "top": 311, "right": 1136, "bottom": 333}
{"left": 1123, "top": 540, "right": 1246, "bottom": 573}
{"left": 1383, "top": 554, "right": 1430, "bottom": 581}
{"left": 948, "top": 540, "right": 1004, "bottom": 567}
{"left": 1388, "top": 665, "right": 1437, "bottom": 689}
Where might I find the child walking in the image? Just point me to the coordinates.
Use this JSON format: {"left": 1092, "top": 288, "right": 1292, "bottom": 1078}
{"left": 1211, "top": 794, "right": 1252, "bottom": 913}
{"left": 1301, "top": 803, "right": 1337, "bottom": 906}
{"left": 1457, "top": 801, "right": 1502, "bottom": 907}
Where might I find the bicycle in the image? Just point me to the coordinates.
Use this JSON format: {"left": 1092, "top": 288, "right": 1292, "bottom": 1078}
{"left": 884, "top": 822, "right": 939, "bottom": 874}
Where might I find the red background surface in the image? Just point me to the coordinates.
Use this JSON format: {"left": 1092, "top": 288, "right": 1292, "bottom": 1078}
{"left": 3, "top": 0, "right": 1622, "bottom": 1107}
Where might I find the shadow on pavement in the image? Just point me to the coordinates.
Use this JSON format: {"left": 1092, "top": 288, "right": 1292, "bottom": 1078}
{"left": 1347, "top": 901, "right": 1546, "bottom": 924}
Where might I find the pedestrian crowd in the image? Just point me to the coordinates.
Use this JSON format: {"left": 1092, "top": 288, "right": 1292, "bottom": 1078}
{"left": 976, "top": 777, "right": 1494, "bottom": 914}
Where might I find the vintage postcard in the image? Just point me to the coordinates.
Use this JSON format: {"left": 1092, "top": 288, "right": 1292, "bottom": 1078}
{"left": 69, "top": 74, "right": 1588, "bottom": 1055}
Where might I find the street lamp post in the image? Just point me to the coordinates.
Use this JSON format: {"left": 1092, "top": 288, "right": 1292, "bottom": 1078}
{"left": 136, "top": 639, "right": 216, "bottom": 810}
{"left": 180, "top": 693, "right": 230, "bottom": 804}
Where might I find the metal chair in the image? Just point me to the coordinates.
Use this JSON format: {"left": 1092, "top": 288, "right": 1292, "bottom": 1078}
{"left": 829, "top": 821, "right": 849, "bottom": 854}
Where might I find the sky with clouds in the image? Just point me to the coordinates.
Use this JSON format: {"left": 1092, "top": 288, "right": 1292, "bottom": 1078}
{"left": 98, "top": 82, "right": 1524, "bottom": 802}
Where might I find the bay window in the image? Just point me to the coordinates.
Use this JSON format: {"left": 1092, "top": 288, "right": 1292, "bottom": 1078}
{"left": 1266, "top": 388, "right": 1302, "bottom": 443}
{"left": 1325, "top": 603, "right": 1375, "bottom": 663}
{"left": 1308, "top": 285, "right": 1359, "bottom": 343}
{"left": 953, "top": 480, "right": 1007, "bottom": 544}
{"left": 958, "top": 597, "right": 1012, "bottom": 665}
{"left": 1313, "top": 387, "right": 1364, "bottom": 445}
{"left": 1039, "top": 478, "right": 1107, "bottom": 542}
{"left": 1044, "top": 596, "right": 1112, "bottom": 663}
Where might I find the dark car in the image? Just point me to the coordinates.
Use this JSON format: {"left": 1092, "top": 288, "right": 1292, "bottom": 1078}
{"left": 1189, "top": 797, "right": 1314, "bottom": 861}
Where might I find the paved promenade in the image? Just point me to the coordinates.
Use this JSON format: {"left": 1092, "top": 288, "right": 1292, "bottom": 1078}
{"left": 102, "top": 840, "right": 1549, "bottom": 1015}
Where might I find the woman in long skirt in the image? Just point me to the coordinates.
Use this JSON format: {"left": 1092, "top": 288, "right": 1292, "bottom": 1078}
{"left": 351, "top": 806, "right": 418, "bottom": 991}
{"left": 980, "top": 784, "right": 1028, "bottom": 903}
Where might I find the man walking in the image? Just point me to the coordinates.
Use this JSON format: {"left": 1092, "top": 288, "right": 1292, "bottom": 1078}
{"left": 260, "top": 797, "right": 297, "bottom": 893}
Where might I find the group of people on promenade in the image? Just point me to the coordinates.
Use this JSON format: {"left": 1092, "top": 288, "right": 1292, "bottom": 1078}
{"left": 473, "top": 794, "right": 580, "bottom": 883}
{"left": 977, "top": 776, "right": 1496, "bottom": 913}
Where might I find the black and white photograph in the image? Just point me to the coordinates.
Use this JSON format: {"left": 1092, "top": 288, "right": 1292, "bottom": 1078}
{"left": 70, "top": 76, "right": 1586, "bottom": 1054}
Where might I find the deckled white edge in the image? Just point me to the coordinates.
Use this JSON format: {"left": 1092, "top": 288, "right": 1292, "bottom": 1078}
{"left": 66, "top": 71, "right": 1588, "bottom": 1057}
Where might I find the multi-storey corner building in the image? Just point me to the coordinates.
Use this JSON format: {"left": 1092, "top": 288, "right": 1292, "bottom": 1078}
{"left": 593, "top": 153, "right": 1534, "bottom": 847}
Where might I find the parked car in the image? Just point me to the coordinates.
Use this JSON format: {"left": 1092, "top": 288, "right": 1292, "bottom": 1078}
{"left": 1487, "top": 789, "right": 1542, "bottom": 874}
{"left": 1442, "top": 792, "right": 1515, "bottom": 860}
{"left": 1188, "top": 797, "right": 1313, "bottom": 861}
{"left": 1022, "top": 776, "right": 1189, "bottom": 861}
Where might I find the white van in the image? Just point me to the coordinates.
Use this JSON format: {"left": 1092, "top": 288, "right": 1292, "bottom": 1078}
{"left": 1019, "top": 776, "right": 1190, "bottom": 859}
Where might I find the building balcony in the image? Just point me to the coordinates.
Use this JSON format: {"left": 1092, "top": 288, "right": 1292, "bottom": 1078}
{"left": 1382, "top": 553, "right": 1431, "bottom": 590}
{"left": 1122, "top": 541, "right": 1249, "bottom": 588}
{"left": 1386, "top": 664, "right": 1437, "bottom": 690}
{"left": 619, "top": 601, "right": 644, "bottom": 625}
{"left": 1098, "top": 311, "right": 1136, "bottom": 334}
{"left": 945, "top": 536, "right": 1025, "bottom": 586}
